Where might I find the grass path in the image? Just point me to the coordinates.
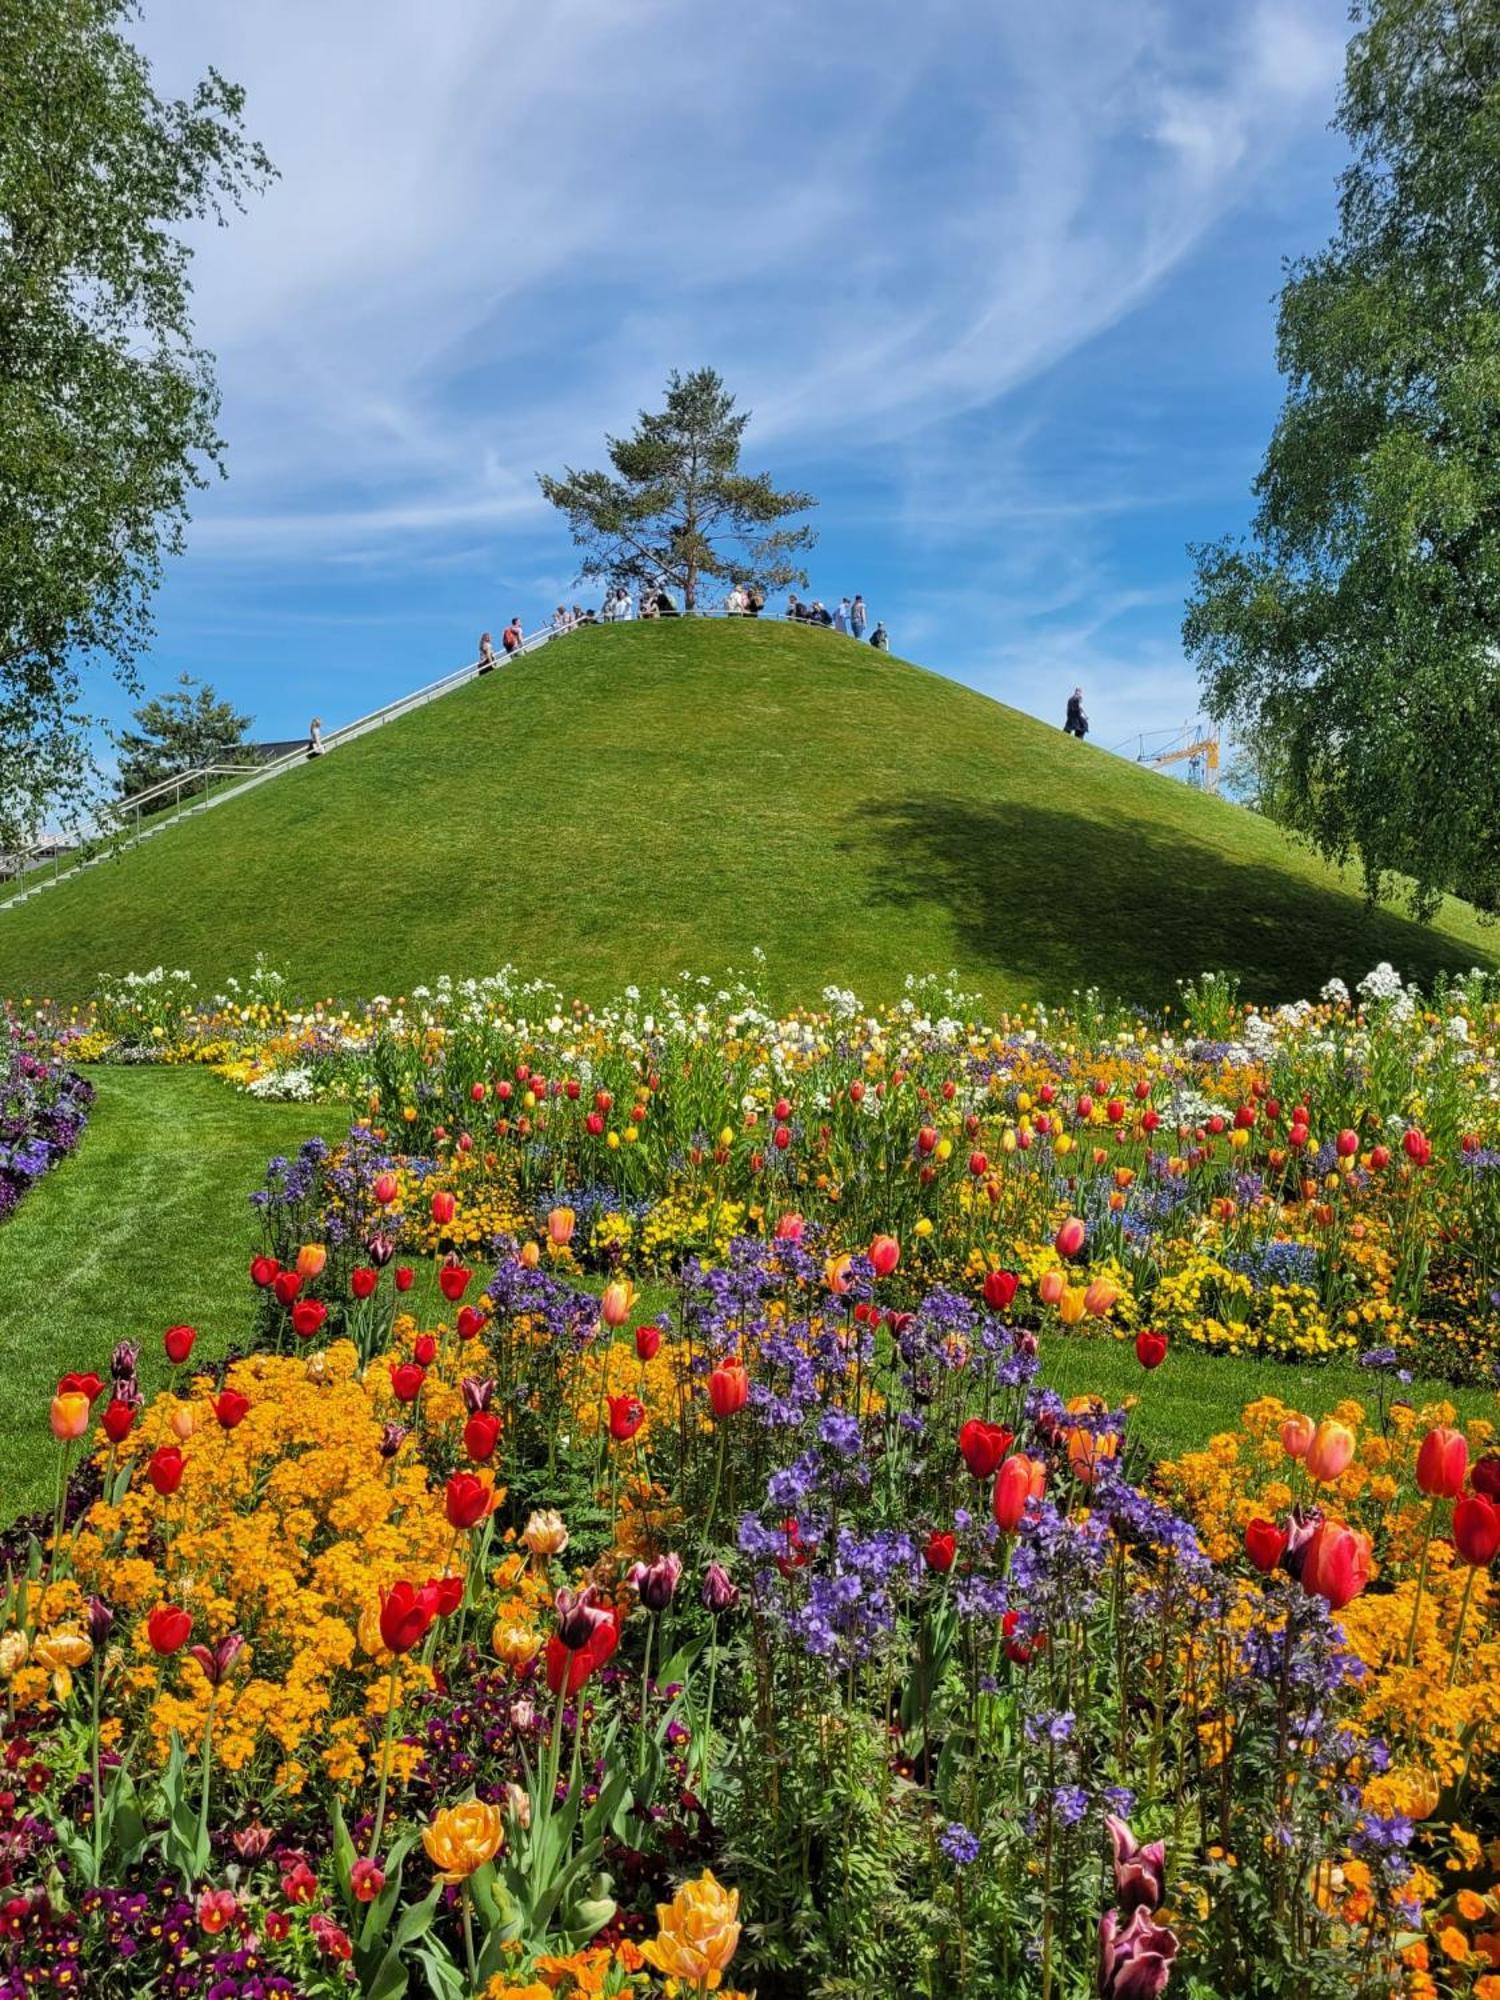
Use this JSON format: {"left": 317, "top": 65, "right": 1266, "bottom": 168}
{"left": 2, "top": 1069, "right": 1493, "bottom": 1519}
{"left": 0, "top": 1068, "right": 344, "bottom": 1518}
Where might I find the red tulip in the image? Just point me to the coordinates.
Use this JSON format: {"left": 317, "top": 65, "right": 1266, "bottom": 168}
{"left": 444, "top": 1472, "right": 492, "bottom": 1530}
{"left": 1054, "top": 1217, "right": 1086, "bottom": 1259}
{"left": 1416, "top": 1426, "right": 1469, "bottom": 1500}
{"left": 213, "top": 1389, "right": 250, "bottom": 1430}
{"left": 394, "top": 1266, "right": 414, "bottom": 1293}
{"left": 635, "top": 1323, "right": 662, "bottom": 1361}
{"left": 1402, "top": 1128, "right": 1432, "bottom": 1166}
{"left": 923, "top": 1530, "right": 956, "bottom": 1573}
{"left": 608, "top": 1394, "right": 646, "bottom": 1441}
{"left": 1135, "top": 1330, "right": 1168, "bottom": 1370}
{"left": 1369, "top": 1143, "right": 1390, "bottom": 1170}
{"left": 1244, "top": 1518, "right": 1287, "bottom": 1573}
{"left": 58, "top": 1370, "right": 104, "bottom": 1404}
{"left": 1335, "top": 1129, "right": 1358, "bottom": 1158}
{"left": 101, "top": 1399, "right": 136, "bottom": 1446}
{"left": 456, "top": 1305, "right": 484, "bottom": 1340}
{"left": 993, "top": 1452, "right": 1044, "bottom": 1534}
{"left": 290, "top": 1299, "right": 327, "bottom": 1340}
{"left": 272, "top": 1271, "right": 302, "bottom": 1307}
{"left": 351, "top": 1267, "right": 378, "bottom": 1301}
{"left": 147, "top": 1445, "right": 186, "bottom": 1495}
{"left": 378, "top": 1580, "right": 442, "bottom": 1653}
{"left": 1453, "top": 1493, "right": 1500, "bottom": 1567}
{"left": 967, "top": 1150, "right": 988, "bottom": 1178}
{"left": 463, "top": 1411, "right": 501, "bottom": 1462}
{"left": 982, "top": 1269, "right": 1019, "bottom": 1312}
{"left": 868, "top": 1234, "right": 900, "bottom": 1279}
{"left": 389, "top": 1362, "right": 426, "bottom": 1403}
{"left": 708, "top": 1359, "right": 749, "bottom": 1419}
{"left": 413, "top": 1334, "right": 437, "bottom": 1366}
{"left": 429, "top": 1574, "right": 463, "bottom": 1618}
{"left": 430, "top": 1190, "right": 456, "bottom": 1226}
{"left": 147, "top": 1603, "right": 192, "bottom": 1655}
{"left": 957, "top": 1418, "right": 1012, "bottom": 1479}
{"left": 249, "top": 1256, "right": 279, "bottom": 1288}
{"left": 1300, "top": 1521, "right": 1372, "bottom": 1610}
{"left": 438, "top": 1262, "right": 472, "bottom": 1303}
{"left": 1471, "top": 1455, "right": 1500, "bottom": 1501}
{"left": 373, "top": 1171, "right": 399, "bottom": 1205}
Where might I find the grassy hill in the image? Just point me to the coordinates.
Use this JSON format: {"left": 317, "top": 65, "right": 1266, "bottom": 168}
{"left": 1, "top": 619, "right": 1494, "bottom": 1007}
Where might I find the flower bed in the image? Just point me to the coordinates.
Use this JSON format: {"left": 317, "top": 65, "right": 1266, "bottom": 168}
{"left": 0, "top": 1013, "right": 93, "bottom": 1222}
{"left": 4, "top": 1185, "right": 1499, "bottom": 1997}
{"left": 32, "top": 961, "right": 1500, "bottom": 1380}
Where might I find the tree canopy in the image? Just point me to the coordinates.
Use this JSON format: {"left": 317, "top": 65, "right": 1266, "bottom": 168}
{"left": 539, "top": 368, "right": 816, "bottom": 610}
{"left": 0, "top": 0, "right": 271, "bottom": 851}
{"left": 116, "top": 673, "right": 252, "bottom": 806}
{"left": 1183, "top": 0, "right": 1500, "bottom": 918}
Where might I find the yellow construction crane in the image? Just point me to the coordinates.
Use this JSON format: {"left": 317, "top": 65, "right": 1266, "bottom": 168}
{"left": 1134, "top": 724, "right": 1222, "bottom": 792}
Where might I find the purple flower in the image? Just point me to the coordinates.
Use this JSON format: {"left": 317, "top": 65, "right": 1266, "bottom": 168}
{"left": 939, "top": 1821, "right": 981, "bottom": 1867}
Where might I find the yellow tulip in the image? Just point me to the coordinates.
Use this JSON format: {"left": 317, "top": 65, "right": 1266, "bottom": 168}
{"left": 1055, "top": 1132, "right": 1073, "bottom": 1156}
{"left": 718, "top": 1126, "right": 735, "bottom": 1149}
{"left": 913, "top": 1217, "right": 934, "bottom": 1238}
{"left": 421, "top": 1798, "right": 503, "bottom": 1882}
{"left": 0, "top": 1631, "right": 30, "bottom": 1677}
{"left": 520, "top": 1508, "right": 569, "bottom": 1558}
{"left": 492, "top": 1622, "right": 540, "bottom": 1669}
{"left": 935, "top": 1137, "right": 953, "bottom": 1162}
{"left": 1057, "top": 1286, "right": 1088, "bottom": 1325}
{"left": 641, "top": 1869, "right": 742, "bottom": 1992}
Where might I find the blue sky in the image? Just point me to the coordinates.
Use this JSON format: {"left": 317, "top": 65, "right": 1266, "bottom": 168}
{"left": 116, "top": 0, "right": 1351, "bottom": 765}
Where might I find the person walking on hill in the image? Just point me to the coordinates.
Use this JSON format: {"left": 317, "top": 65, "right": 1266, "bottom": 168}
{"left": 307, "top": 717, "right": 325, "bottom": 758}
{"left": 833, "top": 596, "right": 851, "bottom": 635}
{"left": 850, "top": 594, "right": 867, "bottom": 640}
{"left": 502, "top": 618, "right": 523, "bottom": 657}
{"left": 478, "top": 632, "right": 496, "bottom": 673}
{"left": 869, "top": 622, "right": 889, "bottom": 651}
{"left": 1064, "top": 687, "right": 1088, "bottom": 739}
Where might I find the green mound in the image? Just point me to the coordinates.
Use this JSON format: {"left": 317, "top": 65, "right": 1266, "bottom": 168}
{"left": 2, "top": 620, "right": 1494, "bottom": 1006}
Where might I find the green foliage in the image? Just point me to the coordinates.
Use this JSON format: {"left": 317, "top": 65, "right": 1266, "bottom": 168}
{"left": 0, "top": 621, "right": 1493, "bottom": 1009}
{"left": 1185, "top": 0, "right": 1500, "bottom": 919}
{"left": 0, "top": 0, "right": 271, "bottom": 848}
{"left": 539, "top": 367, "right": 816, "bottom": 607}
{"left": 116, "top": 673, "right": 253, "bottom": 805}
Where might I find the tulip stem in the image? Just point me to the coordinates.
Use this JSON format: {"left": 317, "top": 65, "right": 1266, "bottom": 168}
{"left": 705, "top": 1426, "right": 727, "bottom": 1539}
{"left": 90, "top": 1654, "right": 104, "bottom": 1879}
{"left": 369, "top": 1657, "right": 401, "bottom": 1856}
{"left": 461, "top": 1883, "right": 477, "bottom": 1988}
{"left": 198, "top": 1691, "right": 217, "bottom": 1858}
{"left": 1402, "top": 1497, "right": 1438, "bottom": 1666}
{"left": 1447, "top": 1566, "right": 1478, "bottom": 1688}
{"left": 638, "top": 1616, "right": 654, "bottom": 1778}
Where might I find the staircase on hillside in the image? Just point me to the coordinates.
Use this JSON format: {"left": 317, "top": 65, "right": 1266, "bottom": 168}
{"left": 0, "top": 626, "right": 564, "bottom": 912}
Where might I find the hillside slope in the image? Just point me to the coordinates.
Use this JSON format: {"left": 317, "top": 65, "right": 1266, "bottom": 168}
{"left": 1, "top": 621, "right": 1493, "bottom": 1006}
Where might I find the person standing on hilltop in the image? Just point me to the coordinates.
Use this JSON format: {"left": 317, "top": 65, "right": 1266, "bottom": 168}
{"left": 833, "top": 596, "right": 851, "bottom": 634}
{"left": 502, "top": 617, "right": 523, "bottom": 657}
{"left": 1064, "top": 687, "right": 1088, "bottom": 739}
{"left": 850, "top": 594, "right": 867, "bottom": 640}
{"left": 307, "top": 716, "right": 325, "bottom": 758}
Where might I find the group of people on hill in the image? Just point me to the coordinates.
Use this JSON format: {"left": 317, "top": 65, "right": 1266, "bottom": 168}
{"left": 473, "top": 585, "right": 888, "bottom": 667}
{"left": 785, "top": 592, "right": 886, "bottom": 648}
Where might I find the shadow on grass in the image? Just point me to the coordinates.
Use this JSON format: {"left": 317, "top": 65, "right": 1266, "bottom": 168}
{"left": 846, "top": 793, "right": 1496, "bottom": 1007}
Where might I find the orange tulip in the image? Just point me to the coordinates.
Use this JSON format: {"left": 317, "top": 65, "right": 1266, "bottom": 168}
{"left": 295, "top": 1243, "right": 327, "bottom": 1280}
{"left": 49, "top": 1392, "right": 90, "bottom": 1442}
{"left": 1305, "top": 1419, "right": 1355, "bottom": 1485}
{"left": 1280, "top": 1414, "right": 1316, "bottom": 1460}
{"left": 1038, "top": 1269, "right": 1066, "bottom": 1307}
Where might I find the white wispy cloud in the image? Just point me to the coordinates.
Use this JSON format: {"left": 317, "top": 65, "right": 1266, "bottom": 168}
{"left": 136, "top": 0, "right": 1345, "bottom": 560}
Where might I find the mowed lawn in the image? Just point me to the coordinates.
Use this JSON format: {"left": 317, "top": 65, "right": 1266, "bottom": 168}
{"left": 0, "top": 1068, "right": 344, "bottom": 1519}
{"left": 3, "top": 1069, "right": 1493, "bottom": 1521}
{"left": 0, "top": 620, "right": 1493, "bottom": 1009}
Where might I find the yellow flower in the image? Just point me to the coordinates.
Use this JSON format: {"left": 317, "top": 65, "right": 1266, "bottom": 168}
{"left": 32, "top": 1629, "right": 92, "bottom": 1702}
{"left": 520, "top": 1509, "right": 568, "bottom": 1558}
{"left": 492, "top": 1622, "right": 540, "bottom": 1670}
{"left": 640, "top": 1869, "right": 741, "bottom": 1992}
{"left": 0, "top": 1630, "right": 30, "bottom": 1677}
{"left": 422, "top": 1798, "right": 503, "bottom": 1883}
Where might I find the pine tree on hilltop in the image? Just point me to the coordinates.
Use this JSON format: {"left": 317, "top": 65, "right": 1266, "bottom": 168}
{"left": 539, "top": 368, "right": 817, "bottom": 610}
